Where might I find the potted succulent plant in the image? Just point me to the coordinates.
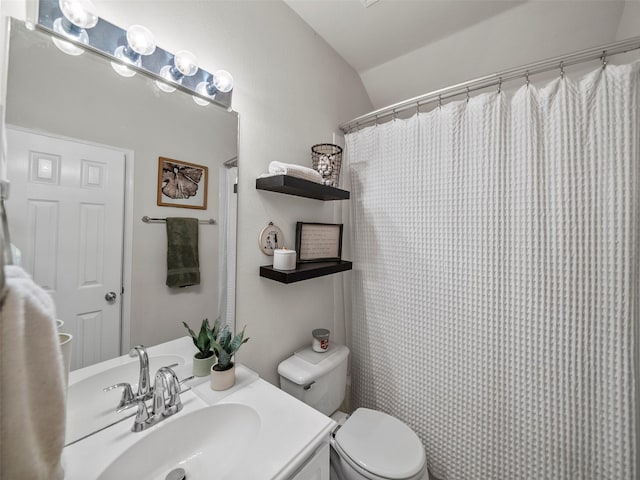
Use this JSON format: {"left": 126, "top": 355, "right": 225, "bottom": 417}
{"left": 209, "top": 323, "right": 249, "bottom": 391}
{"left": 183, "top": 318, "right": 219, "bottom": 376}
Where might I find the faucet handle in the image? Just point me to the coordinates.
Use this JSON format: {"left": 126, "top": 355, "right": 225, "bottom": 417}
{"left": 117, "top": 399, "right": 150, "bottom": 433}
{"left": 170, "top": 375, "right": 194, "bottom": 396}
{"left": 103, "top": 382, "right": 136, "bottom": 409}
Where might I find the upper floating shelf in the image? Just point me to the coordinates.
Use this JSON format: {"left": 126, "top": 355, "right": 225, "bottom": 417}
{"left": 256, "top": 175, "right": 350, "bottom": 201}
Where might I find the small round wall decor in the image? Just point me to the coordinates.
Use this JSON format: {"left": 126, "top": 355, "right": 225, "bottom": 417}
{"left": 258, "top": 222, "right": 284, "bottom": 256}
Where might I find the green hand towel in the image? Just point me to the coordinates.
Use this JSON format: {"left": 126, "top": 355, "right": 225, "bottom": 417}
{"left": 166, "top": 217, "right": 200, "bottom": 288}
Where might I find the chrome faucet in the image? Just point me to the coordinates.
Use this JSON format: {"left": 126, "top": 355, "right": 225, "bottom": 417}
{"left": 103, "top": 345, "right": 152, "bottom": 409}
{"left": 117, "top": 366, "right": 191, "bottom": 433}
{"left": 129, "top": 345, "right": 152, "bottom": 399}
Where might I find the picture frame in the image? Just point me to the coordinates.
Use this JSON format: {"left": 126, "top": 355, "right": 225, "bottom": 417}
{"left": 295, "top": 222, "right": 343, "bottom": 263}
{"left": 157, "top": 157, "right": 208, "bottom": 209}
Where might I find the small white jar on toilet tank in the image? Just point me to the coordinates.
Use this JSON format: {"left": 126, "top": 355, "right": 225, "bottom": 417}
{"left": 312, "top": 328, "right": 330, "bottom": 352}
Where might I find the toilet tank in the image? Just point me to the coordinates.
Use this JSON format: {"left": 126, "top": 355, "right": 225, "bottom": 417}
{"left": 278, "top": 344, "right": 349, "bottom": 416}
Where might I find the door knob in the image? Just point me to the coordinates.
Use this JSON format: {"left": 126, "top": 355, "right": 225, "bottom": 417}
{"left": 105, "top": 291, "right": 117, "bottom": 303}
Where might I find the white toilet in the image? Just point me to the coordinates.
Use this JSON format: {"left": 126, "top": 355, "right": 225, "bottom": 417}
{"left": 278, "top": 344, "right": 430, "bottom": 480}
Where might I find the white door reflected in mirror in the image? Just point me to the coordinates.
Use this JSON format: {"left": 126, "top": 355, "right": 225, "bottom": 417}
{"left": 7, "top": 128, "right": 125, "bottom": 370}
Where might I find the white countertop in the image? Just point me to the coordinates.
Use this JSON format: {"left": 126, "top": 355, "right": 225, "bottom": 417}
{"left": 62, "top": 337, "right": 335, "bottom": 480}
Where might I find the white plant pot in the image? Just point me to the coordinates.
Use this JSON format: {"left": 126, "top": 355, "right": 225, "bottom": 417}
{"left": 193, "top": 353, "right": 216, "bottom": 377}
{"left": 59, "top": 333, "right": 72, "bottom": 389}
{"left": 210, "top": 362, "right": 235, "bottom": 391}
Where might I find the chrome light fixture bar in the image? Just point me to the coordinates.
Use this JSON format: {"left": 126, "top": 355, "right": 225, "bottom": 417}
{"left": 35, "top": 0, "right": 233, "bottom": 110}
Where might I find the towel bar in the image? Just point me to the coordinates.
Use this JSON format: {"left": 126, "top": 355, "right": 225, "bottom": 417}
{"left": 142, "top": 216, "right": 216, "bottom": 225}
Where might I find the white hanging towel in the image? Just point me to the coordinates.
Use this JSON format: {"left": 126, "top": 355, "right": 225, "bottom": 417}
{"left": 0, "top": 265, "right": 65, "bottom": 480}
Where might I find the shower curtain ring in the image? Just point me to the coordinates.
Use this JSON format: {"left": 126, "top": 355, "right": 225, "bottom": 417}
{"left": 525, "top": 71, "right": 530, "bottom": 87}
{"left": 374, "top": 115, "right": 379, "bottom": 127}
{"left": 601, "top": 51, "right": 607, "bottom": 69}
{"left": 392, "top": 109, "right": 397, "bottom": 121}
{"left": 416, "top": 103, "right": 420, "bottom": 115}
{"left": 466, "top": 87, "right": 470, "bottom": 103}
{"left": 497, "top": 78, "right": 502, "bottom": 94}
{"left": 559, "top": 61, "right": 565, "bottom": 79}
{"left": 438, "top": 95, "right": 443, "bottom": 109}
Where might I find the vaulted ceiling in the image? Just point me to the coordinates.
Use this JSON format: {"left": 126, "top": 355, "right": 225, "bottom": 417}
{"left": 284, "top": 0, "right": 630, "bottom": 111}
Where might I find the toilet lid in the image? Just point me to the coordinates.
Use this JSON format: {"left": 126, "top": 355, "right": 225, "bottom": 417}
{"left": 334, "top": 408, "right": 425, "bottom": 479}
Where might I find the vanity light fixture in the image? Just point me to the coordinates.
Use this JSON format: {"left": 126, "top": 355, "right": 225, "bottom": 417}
{"left": 51, "top": 0, "right": 98, "bottom": 56}
{"left": 36, "top": 0, "right": 234, "bottom": 109}
{"left": 111, "top": 25, "right": 156, "bottom": 78}
{"left": 156, "top": 50, "right": 198, "bottom": 93}
{"left": 192, "top": 70, "right": 234, "bottom": 106}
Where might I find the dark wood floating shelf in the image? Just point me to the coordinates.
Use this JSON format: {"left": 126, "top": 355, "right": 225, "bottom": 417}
{"left": 256, "top": 175, "right": 350, "bottom": 200}
{"left": 260, "top": 260, "right": 353, "bottom": 284}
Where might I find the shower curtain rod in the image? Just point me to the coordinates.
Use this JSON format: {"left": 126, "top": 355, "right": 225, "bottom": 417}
{"left": 339, "top": 35, "right": 640, "bottom": 133}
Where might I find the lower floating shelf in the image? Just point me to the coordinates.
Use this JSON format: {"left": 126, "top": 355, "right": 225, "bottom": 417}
{"left": 260, "top": 260, "right": 352, "bottom": 284}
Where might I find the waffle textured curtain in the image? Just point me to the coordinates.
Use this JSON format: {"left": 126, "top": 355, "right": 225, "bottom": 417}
{"left": 345, "top": 62, "right": 639, "bottom": 479}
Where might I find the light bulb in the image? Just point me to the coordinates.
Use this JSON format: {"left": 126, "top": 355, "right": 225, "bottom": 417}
{"left": 194, "top": 74, "right": 217, "bottom": 103}
{"left": 111, "top": 57, "right": 136, "bottom": 77}
{"left": 174, "top": 50, "right": 198, "bottom": 76}
{"left": 111, "top": 25, "right": 156, "bottom": 77}
{"left": 156, "top": 50, "right": 198, "bottom": 93}
{"left": 52, "top": 0, "right": 98, "bottom": 56}
{"left": 59, "top": 0, "right": 98, "bottom": 29}
{"left": 192, "top": 97, "right": 210, "bottom": 106}
{"left": 156, "top": 67, "right": 177, "bottom": 93}
{"left": 192, "top": 70, "right": 233, "bottom": 106}
{"left": 52, "top": 35, "right": 85, "bottom": 56}
{"left": 193, "top": 80, "right": 214, "bottom": 106}
{"left": 213, "top": 70, "right": 233, "bottom": 93}
{"left": 126, "top": 25, "right": 156, "bottom": 56}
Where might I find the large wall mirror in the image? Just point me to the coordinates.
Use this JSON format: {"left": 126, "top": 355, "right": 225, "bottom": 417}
{"left": 4, "top": 18, "right": 238, "bottom": 372}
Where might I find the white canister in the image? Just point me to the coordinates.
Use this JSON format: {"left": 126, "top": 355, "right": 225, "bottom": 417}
{"left": 312, "top": 328, "right": 330, "bottom": 352}
{"left": 273, "top": 248, "right": 297, "bottom": 270}
{"left": 59, "top": 333, "right": 73, "bottom": 389}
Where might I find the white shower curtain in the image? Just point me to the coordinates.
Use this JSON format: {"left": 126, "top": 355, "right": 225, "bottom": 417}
{"left": 345, "top": 63, "right": 639, "bottom": 479}
{"left": 218, "top": 165, "right": 237, "bottom": 328}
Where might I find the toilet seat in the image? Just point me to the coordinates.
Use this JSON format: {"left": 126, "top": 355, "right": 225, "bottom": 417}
{"left": 333, "top": 408, "right": 426, "bottom": 480}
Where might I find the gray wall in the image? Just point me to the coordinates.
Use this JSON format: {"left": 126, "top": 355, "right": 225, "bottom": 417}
{"left": 1, "top": 0, "right": 373, "bottom": 386}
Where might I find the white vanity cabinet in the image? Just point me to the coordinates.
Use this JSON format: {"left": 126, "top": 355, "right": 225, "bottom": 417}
{"left": 288, "top": 443, "right": 330, "bottom": 480}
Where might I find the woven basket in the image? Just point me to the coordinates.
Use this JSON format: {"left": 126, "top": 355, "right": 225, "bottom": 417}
{"left": 311, "top": 144, "right": 343, "bottom": 187}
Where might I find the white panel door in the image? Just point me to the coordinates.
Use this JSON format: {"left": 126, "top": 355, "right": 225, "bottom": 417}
{"left": 6, "top": 127, "right": 126, "bottom": 370}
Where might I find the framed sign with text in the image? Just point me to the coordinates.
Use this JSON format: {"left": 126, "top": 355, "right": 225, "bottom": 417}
{"left": 295, "top": 222, "right": 343, "bottom": 263}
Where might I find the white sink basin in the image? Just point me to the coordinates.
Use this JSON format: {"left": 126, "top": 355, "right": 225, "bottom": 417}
{"left": 97, "top": 404, "right": 260, "bottom": 480}
{"left": 66, "top": 354, "right": 184, "bottom": 444}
